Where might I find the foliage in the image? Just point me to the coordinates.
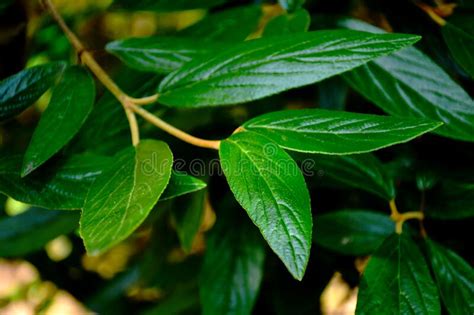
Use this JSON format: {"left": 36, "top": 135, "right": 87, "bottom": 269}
{"left": 0, "top": 0, "right": 473, "bottom": 314}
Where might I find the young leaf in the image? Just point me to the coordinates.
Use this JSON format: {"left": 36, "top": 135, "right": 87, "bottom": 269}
{"left": 262, "top": 9, "right": 310, "bottom": 37}
{"left": 442, "top": 22, "right": 474, "bottom": 78}
{"left": 278, "top": 0, "right": 306, "bottom": 12}
{"left": 357, "top": 233, "right": 440, "bottom": 314}
{"left": 157, "top": 30, "right": 420, "bottom": 107}
{"left": 160, "top": 172, "right": 207, "bottom": 201}
{"left": 425, "top": 181, "right": 474, "bottom": 219}
{"left": 298, "top": 153, "right": 395, "bottom": 200}
{"left": 80, "top": 140, "right": 173, "bottom": 254}
{"left": 200, "top": 211, "right": 265, "bottom": 315}
{"left": 0, "top": 61, "right": 66, "bottom": 121}
{"left": 243, "top": 109, "right": 441, "bottom": 155}
{"left": 180, "top": 5, "right": 261, "bottom": 42}
{"left": 340, "top": 18, "right": 474, "bottom": 142}
{"left": 22, "top": 66, "right": 95, "bottom": 176}
{"left": 106, "top": 37, "right": 228, "bottom": 74}
{"left": 219, "top": 131, "right": 312, "bottom": 280}
{"left": 314, "top": 209, "right": 394, "bottom": 255}
{"left": 172, "top": 189, "right": 205, "bottom": 252}
{"left": 0, "top": 208, "right": 79, "bottom": 257}
{"left": 426, "top": 239, "right": 474, "bottom": 315}
{"left": 111, "top": 0, "right": 226, "bottom": 11}
{"left": 0, "top": 154, "right": 111, "bottom": 210}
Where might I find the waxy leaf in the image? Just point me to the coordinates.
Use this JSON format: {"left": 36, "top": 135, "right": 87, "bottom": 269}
{"left": 180, "top": 5, "right": 261, "bottom": 42}
{"left": 263, "top": 9, "right": 310, "bottom": 37}
{"left": 314, "top": 209, "right": 394, "bottom": 255}
{"left": 107, "top": 6, "right": 261, "bottom": 74}
{"left": 295, "top": 153, "right": 395, "bottom": 200}
{"left": 172, "top": 189, "right": 205, "bottom": 252}
{"left": 243, "top": 109, "right": 441, "bottom": 155}
{"left": 200, "top": 211, "right": 265, "bottom": 315}
{"left": 22, "top": 66, "right": 95, "bottom": 176}
{"left": 340, "top": 18, "right": 474, "bottom": 142}
{"left": 0, "top": 208, "right": 79, "bottom": 257}
{"left": 106, "top": 37, "right": 228, "bottom": 74}
{"left": 357, "top": 233, "right": 440, "bottom": 314}
{"left": 81, "top": 140, "right": 173, "bottom": 254}
{"left": 111, "top": 0, "right": 226, "bottom": 11}
{"left": 157, "top": 30, "right": 420, "bottom": 107}
{"left": 0, "top": 61, "right": 66, "bottom": 121}
{"left": 426, "top": 239, "right": 474, "bottom": 315}
{"left": 442, "top": 22, "right": 474, "bottom": 78}
{"left": 219, "top": 131, "right": 312, "bottom": 280}
{"left": 160, "top": 172, "right": 207, "bottom": 201}
{"left": 0, "top": 154, "right": 110, "bottom": 210}
{"left": 425, "top": 181, "right": 474, "bottom": 219}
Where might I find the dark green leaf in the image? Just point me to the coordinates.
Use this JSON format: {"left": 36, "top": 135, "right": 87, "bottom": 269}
{"left": 425, "top": 181, "right": 474, "bottom": 219}
{"left": 80, "top": 140, "right": 173, "bottom": 254}
{"left": 0, "top": 61, "right": 66, "bottom": 121}
{"left": 157, "top": 30, "right": 420, "bottom": 107}
{"left": 0, "top": 208, "right": 79, "bottom": 257}
{"left": 357, "top": 233, "right": 440, "bottom": 314}
{"left": 300, "top": 153, "right": 395, "bottom": 200}
{"left": 160, "top": 171, "right": 207, "bottom": 201}
{"left": 111, "top": 0, "right": 226, "bottom": 11}
{"left": 219, "top": 131, "right": 312, "bottom": 280}
{"left": 180, "top": 5, "right": 261, "bottom": 42}
{"left": 143, "top": 285, "right": 200, "bottom": 315}
{"left": 243, "top": 109, "right": 441, "bottom": 155}
{"left": 278, "top": 0, "right": 305, "bottom": 12}
{"left": 262, "top": 9, "right": 310, "bottom": 37}
{"left": 0, "top": 154, "right": 111, "bottom": 210}
{"left": 106, "top": 37, "right": 228, "bottom": 74}
{"left": 22, "top": 66, "right": 95, "bottom": 176}
{"left": 200, "top": 211, "right": 265, "bottom": 315}
{"left": 172, "top": 189, "right": 205, "bottom": 252}
{"left": 442, "top": 22, "right": 474, "bottom": 78}
{"left": 426, "top": 239, "right": 474, "bottom": 315}
{"left": 318, "top": 76, "right": 348, "bottom": 111}
{"left": 314, "top": 209, "right": 394, "bottom": 255}
{"left": 340, "top": 18, "right": 474, "bottom": 142}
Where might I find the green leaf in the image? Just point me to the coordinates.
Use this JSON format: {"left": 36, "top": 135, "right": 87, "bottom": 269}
{"left": 314, "top": 209, "right": 394, "bottom": 255}
{"left": 200, "top": 211, "right": 265, "bottom": 315}
{"left": 357, "top": 233, "right": 440, "bottom": 314}
{"left": 301, "top": 153, "right": 395, "bottom": 200}
{"left": 278, "top": 0, "right": 305, "bottom": 12}
{"left": 106, "top": 37, "right": 228, "bottom": 74}
{"left": 80, "top": 140, "right": 173, "bottom": 254}
{"left": 0, "top": 61, "right": 66, "bottom": 121}
{"left": 157, "top": 30, "right": 420, "bottom": 107}
{"left": 243, "top": 109, "right": 441, "bottom": 155}
{"left": 340, "top": 18, "right": 474, "bottom": 142}
{"left": 262, "top": 9, "right": 310, "bottom": 37}
{"left": 160, "top": 172, "right": 206, "bottom": 201}
{"left": 426, "top": 239, "right": 474, "bottom": 315}
{"left": 0, "top": 154, "right": 111, "bottom": 210}
{"left": 143, "top": 285, "right": 200, "bottom": 315}
{"left": 425, "top": 181, "right": 474, "bottom": 219}
{"left": 111, "top": 0, "right": 226, "bottom": 11}
{"left": 0, "top": 208, "right": 79, "bottom": 257}
{"left": 442, "top": 22, "right": 474, "bottom": 78}
{"left": 219, "top": 131, "right": 312, "bottom": 280}
{"left": 106, "top": 6, "right": 261, "bottom": 74}
{"left": 22, "top": 66, "right": 95, "bottom": 176}
{"left": 180, "top": 5, "right": 261, "bottom": 42}
{"left": 172, "top": 189, "right": 205, "bottom": 252}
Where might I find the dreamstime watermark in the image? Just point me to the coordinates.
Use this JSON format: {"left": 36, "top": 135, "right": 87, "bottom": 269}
{"left": 138, "top": 143, "right": 326, "bottom": 178}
